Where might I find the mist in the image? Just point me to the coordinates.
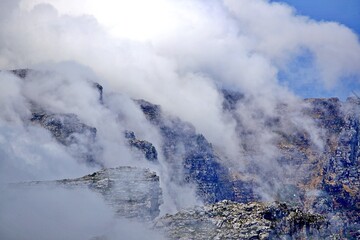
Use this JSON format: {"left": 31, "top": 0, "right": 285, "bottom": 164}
{"left": 0, "top": 186, "right": 165, "bottom": 240}
{"left": 0, "top": 0, "right": 360, "bottom": 238}
{"left": 1, "top": 0, "right": 358, "bottom": 155}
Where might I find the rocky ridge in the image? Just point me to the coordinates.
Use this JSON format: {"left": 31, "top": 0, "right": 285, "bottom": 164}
{"left": 6, "top": 69, "right": 360, "bottom": 239}
{"left": 154, "top": 200, "right": 328, "bottom": 240}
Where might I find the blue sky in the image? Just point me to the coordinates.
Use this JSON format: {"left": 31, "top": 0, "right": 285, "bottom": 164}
{"left": 273, "top": 0, "right": 360, "bottom": 35}
{"left": 272, "top": 0, "right": 360, "bottom": 99}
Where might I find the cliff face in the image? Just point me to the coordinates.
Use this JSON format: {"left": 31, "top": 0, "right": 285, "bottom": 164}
{"left": 135, "top": 99, "right": 235, "bottom": 203}
{"left": 306, "top": 98, "right": 360, "bottom": 237}
{"left": 7, "top": 69, "right": 360, "bottom": 238}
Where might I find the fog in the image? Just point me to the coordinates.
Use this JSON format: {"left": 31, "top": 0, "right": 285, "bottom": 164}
{"left": 0, "top": 0, "right": 359, "bottom": 238}
{"left": 0, "top": 186, "right": 165, "bottom": 240}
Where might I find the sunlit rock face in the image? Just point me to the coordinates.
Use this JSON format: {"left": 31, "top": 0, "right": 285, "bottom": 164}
{"left": 217, "top": 93, "right": 360, "bottom": 238}
{"left": 154, "top": 200, "right": 328, "bottom": 240}
{"left": 265, "top": 97, "right": 360, "bottom": 238}
{"left": 306, "top": 98, "right": 360, "bottom": 237}
{"left": 321, "top": 98, "right": 360, "bottom": 212}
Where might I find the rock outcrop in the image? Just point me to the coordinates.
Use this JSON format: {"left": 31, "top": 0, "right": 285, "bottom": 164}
{"left": 21, "top": 167, "right": 162, "bottom": 221}
{"left": 31, "top": 111, "right": 99, "bottom": 165}
{"left": 125, "top": 130, "right": 158, "bottom": 162}
{"left": 155, "top": 200, "right": 328, "bottom": 239}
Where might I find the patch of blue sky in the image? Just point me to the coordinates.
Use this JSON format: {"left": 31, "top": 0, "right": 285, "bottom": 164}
{"left": 271, "top": 0, "right": 360, "bottom": 99}
{"left": 270, "top": 0, "right": 360, "bottom": 36}
{"left": 277, "top": 48, "right": 360, "bottom": 100}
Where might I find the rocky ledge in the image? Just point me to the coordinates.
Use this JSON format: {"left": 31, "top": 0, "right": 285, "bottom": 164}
{"left": 154, "top": 200, "right": 328, "bottom": 240}
{"left": 20, "top": 167, "right": 162, "bottom": 221}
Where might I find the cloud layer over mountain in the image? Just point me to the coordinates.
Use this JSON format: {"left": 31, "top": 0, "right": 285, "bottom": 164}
{"left": 0, "top": 0, "right": 360, "bottom": 238}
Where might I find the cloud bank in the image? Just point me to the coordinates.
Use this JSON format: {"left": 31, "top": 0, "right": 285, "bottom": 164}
{"left": 0, "top": 186, "right": 165, "bottom": 240}
{"left": 0, "top": 0, "right": 358, "bottom": 151}
{"left": 0, "top": 0, "right": 359, "bottom": 201}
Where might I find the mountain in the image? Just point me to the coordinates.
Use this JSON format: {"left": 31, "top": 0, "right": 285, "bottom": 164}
{"left": 4, "top": 69, "right": 360, "bottom": 239}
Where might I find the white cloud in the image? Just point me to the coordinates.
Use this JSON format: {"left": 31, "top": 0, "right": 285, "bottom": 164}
{"left": 223, "top": 0, "right": 360, "bottom": 88}
{"left": 0, "top": 0, "right": 359, "bottom": 216}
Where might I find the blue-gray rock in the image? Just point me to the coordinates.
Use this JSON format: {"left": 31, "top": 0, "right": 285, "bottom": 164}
{"left": 125, "top": 130, "right": 158, "bottom": 162}
{"left": 31, "top": 111, "right": 99, "bottom": 165}
{"left": 135, "top": 99, "right": 235, "bottom": 203}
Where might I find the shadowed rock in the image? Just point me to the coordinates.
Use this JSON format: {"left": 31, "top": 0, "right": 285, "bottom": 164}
{"left": 125, "top": 131, "right": 158, "bottom": 162}
{"left": 135, "top": 99, "right": 235, "bottom": 203}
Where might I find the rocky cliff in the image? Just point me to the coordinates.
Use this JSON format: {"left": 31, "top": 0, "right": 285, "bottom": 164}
{"left": 305, "top": 98, "right": 360, "bottom": 238}
{"left": 6, "top": 69, "right": 360, "bottom": 239}
{"left": 135, "top": 99, "right": 235, "bottom": 203}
